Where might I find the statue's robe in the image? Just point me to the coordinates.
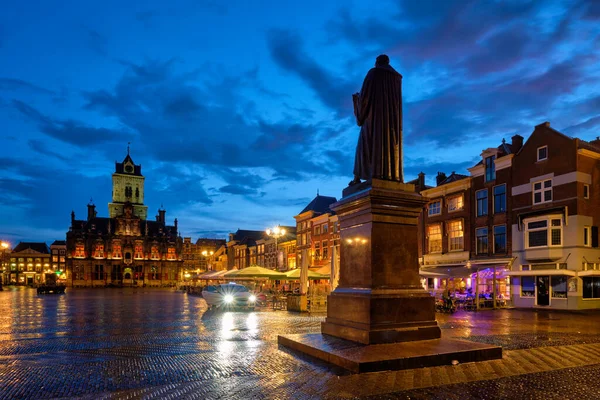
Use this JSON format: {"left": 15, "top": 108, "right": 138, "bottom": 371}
{"left": 353, "top": 64, "right": 403, "bottom": 182}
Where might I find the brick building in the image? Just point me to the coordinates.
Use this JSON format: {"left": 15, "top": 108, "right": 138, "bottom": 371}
{"left": 65, "top": 151, "right": 183, "bottom": 287}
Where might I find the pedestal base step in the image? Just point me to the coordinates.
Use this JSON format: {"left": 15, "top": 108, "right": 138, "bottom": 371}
{"left": 278, "top": 334, "right": 502, "bottom": 373}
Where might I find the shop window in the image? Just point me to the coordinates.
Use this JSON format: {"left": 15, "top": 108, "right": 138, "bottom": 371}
{"left": 428, "top": 200, "right": 441, "bottom": 216}
{"left": 427, "top": 278, "right": 435, "bottom": 289}
{"left": 521, "top": 276, "right": 535, "bottom": 297}
{"left": 584, "top": 184, "right": 590, "bottom": 199}
{"left": 448, "top": 220, "right": 464, "bottom": 251}
{"left": 582, "top": 277, "right": 600, "bottom": 299}
{"left": 476, "top": 189, "right": 488, "bottom": 217}
{"left": 493, "top": 184, "right": 506, "bottom": 213}
{"left": 537, "top": 146, "right": 548, "bottom": 161}
{"left": 427, "top": 224, "right": 442, "bottom": 253}
{"left": 551, "top": 276, "right": 567, "bottom": 298}
{"left": 494, "top": 225, "right": 507, "bottom": 254}
{"left": 532, "top": 179, "right": 552, "bottom": 204}
{"left": 476, "top": 228, "right": 488, "bottom": 254}
{"left": 447, "top": 195, "right": 464, "bottom": 212}
{"left": 485, "top": 155, "right": 496, "bottom": 182}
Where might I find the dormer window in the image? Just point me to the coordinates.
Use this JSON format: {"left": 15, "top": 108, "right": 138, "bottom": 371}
{"left": 537, "top": 146, "right": 548, "bottom": 161}
{"left": 485, "top": 156, "right": 496, "bottom": 182}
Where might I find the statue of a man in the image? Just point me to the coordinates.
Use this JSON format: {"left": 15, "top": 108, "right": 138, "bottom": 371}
{"left": 350, "top": 54, "right": 403, "bottom": 186}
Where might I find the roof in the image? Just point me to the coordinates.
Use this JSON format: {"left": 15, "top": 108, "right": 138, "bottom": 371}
{"left": 231, "top": 229, "right": 266, "bottom": 242}
{"left": 438, "top": 172, "right": 469, "bottom": 186}
{"left": 12, "top": 242, "right": 50, "bottom": 254}
{"left": 71, "top": 217, "right": 178, "bottom": 238}
{"left": 299, "top": 194, "right": 337, "bottom": 215}
{"left": 115, "top": 153, "right": 142, "bottom": 176}
{"left": 51, "top": 240, "right": 66, "bottom": 246}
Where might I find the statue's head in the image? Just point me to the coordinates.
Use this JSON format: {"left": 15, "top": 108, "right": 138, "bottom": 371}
{"left": 375, "top": 54, "right": 390, "bottom": 67}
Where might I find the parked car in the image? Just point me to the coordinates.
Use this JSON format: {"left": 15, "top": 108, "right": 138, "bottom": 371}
{"left": 202, "top": 283, "right": 256, "bottom": 310}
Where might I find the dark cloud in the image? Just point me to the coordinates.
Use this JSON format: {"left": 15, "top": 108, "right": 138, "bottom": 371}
{"left": 87, "top": 29, "right": 107, "bottom": 57}
{"left": 28, "top": 139, "right": 69, "bottom": 161}
{"left": 12, "top": 100, "right": 128, "bottom": 147}
{"left": 0, "top": 78, "right": 55, "bottom": 95}
{"left": 266, "top": 29, "right": 356, "bottom": 116}
{"left": 218, "top": 184, "right": 265, "bottom": 196}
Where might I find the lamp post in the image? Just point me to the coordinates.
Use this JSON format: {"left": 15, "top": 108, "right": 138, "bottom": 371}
{"left": 266, "top": 226, "right": 286, "bottom": 270}
{"left": 1, "top": 241, "right": 9, "bottom": 287}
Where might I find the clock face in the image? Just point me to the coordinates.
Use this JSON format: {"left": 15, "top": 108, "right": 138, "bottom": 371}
{"left": 125, "top": 164, "right": 133, "bottom": 173}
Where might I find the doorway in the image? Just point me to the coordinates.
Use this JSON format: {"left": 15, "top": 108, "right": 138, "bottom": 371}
{"left": 536, "top": 276, "right": 550, "bottom": 306}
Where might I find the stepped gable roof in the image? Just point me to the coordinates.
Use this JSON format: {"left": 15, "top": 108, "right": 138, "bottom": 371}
{"left": 13, "top": 242, "right": 50, "bottom": 254}
{"left": 51, "top": 240, "right": 66, "bottom": 246}
{"left": 299, "top": 194, "right": 337, "bottom": 215}
{"left": 438, "top": 172, "right": 469, "bottom": 186}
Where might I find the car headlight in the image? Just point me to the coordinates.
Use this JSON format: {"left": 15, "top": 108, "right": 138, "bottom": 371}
{"left": 224, "top": 295, "right": 234, "bottom": 304}
{"left": 249, "top": 295, "right": 256, "bottom": 302}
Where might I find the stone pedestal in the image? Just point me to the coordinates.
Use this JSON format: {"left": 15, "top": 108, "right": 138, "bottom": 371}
{"left": 279, "top": 179, "right": 501, "bottom": 371}
{"left": 320, "top": 179, "right": 440, "bottom": 344}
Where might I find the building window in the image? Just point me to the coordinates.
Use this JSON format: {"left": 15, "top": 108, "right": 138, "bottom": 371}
{"left": 448, "top": 220, "right": 464, "bottom": 251}
{"left": 167, "top": 248, "right": 176, "bottom": 260}
{"left": 494, "top": 225, "right": 507, "bottom": 254}
{"left": 493, "top": 184, "right": 506, "bottom": 213}
{"left": 314, "top": 242, "right": 321, "bottom": 260}
{"left": 526, "top": 217, "right": 562, "bottom": 248}
{"left": 584, "top": 226, "right": 591, "bottom": 247}
{"left": 52, "top": 256, "right": 58, "bottom": 262}
{"left": 476, "top": 189, "right": 488, "bottom": 217}
{"left": 322, "top": 240, "right": 329, "bottom": 260}
{"left": 73, "top": 265, "right": 84, "bottom": 281}
{"left": 485, "top": 155, "right": 496, "bottom": 182}
{"left": 134, "top": 245, "right": 144, "bottom": 259}
{"left": 315, "top": 225, "right": 321, "bottom": 235}
{"left": 521, "top": 276, "right": 535, "bottom": 297}
{"left": 112, "top": 244, "right": 122, "bottom": 259}
{"left": 533, "top": 179, "right": 552, "bottom": 204}
{"left": 93, "top": 244, "right": 104, "bottom": 258}
{"left": 427, "top": 224, "right": 442, "bottom": 253}
{"left": 333, "top": 222, "right": 338, "bottom": 233}
{"left": 476, "top": 227, "right": 488, "bottom": 255}
{"left": 93, "top": 265, "right": 104, "bottom": 280}
{"left": 537, "top": 146, "right": 548, "bottom": 161}
{"left": 74, "top": 245, "right": 85, "bottom": 258}
{"left": 551, "top": 276, "right": 567, "bottom": 298}
{"left": 447, "top": 195, "right": 464, "bottom": 212}
{"left": 428, "top": 200, "right": 442, "bottom": 216}
{"left": 583, "top": 277, "right": 600, "bottom": 299}
{"left": 584, "top": 184, "right": 590, "bottom": 199}
{"left": 323, "top": 223, "right": 328, "bottom": 233}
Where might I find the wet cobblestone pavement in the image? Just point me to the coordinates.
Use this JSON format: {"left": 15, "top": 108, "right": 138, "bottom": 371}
{"left": 1, "top": 287, "right": 600, "bottom": 399}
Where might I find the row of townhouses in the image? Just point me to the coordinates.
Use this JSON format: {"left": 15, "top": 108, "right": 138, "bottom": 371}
{"left": 419, "top": 122, "right": 600, "bottom": 310}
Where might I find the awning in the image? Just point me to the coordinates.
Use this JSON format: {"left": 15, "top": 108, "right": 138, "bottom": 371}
{"left": 578, "top": 270, "right": 600, "bottom": 277}
{"left": 198, "top": 270, "right": 231, "bottom": 280}
{"left": 225, "top": 265, "right": 286, "bottom": 279}
{"left": 314, "top": 264, "right": 331, "bottom": 276}
{"left": 419, "top": 266, "right": 473, "bottom": 278}
{"left": 278, "top": 268, "right": 329, "bottom": 280}
{"left": 506, "top": 270, "right": 577, "bottom": 277}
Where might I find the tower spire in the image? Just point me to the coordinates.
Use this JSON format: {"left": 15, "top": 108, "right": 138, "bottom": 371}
{"left": 127, "top": 142, "right": 131, "bottom": 155}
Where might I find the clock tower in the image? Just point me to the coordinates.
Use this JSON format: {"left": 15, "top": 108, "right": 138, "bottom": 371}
{"left": 109, "top": 147, "right": 149, "bottom": 220}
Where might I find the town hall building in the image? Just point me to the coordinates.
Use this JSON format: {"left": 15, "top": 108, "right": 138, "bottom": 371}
{"left": 65, "top": 150, "right": 183, "bottom": 287}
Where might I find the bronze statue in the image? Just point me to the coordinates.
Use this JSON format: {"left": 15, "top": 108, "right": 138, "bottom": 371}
{"left": 350, "top": 54, "right": 403, "bottom": 186}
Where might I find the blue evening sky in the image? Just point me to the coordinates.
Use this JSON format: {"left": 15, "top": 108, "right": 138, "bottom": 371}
{"left": 1, "top": 0, "right": 599, "bottom": 243}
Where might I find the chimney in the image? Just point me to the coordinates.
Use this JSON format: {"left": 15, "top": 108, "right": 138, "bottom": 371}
{"left": 511, "top": 134, "right": 524, "bottom": 153}
{"left": 174, "top": 218, "right": 178, "bottom": 230}
{"left": 156, "top": 208, "right": 166, "bottom": 224}
{"left": 436, "top": 172, "right": 447, "bottom": 186}
{"left": 589, "top": 136, "right": 600, "bottom": 148}
{"left": 71, "top": 210, "right": 75, "bottom": 226}
{"left": 418, "top": 172, "right": 425, "bottom": 190}
{"left": 87, "top": 201, "right": 96, "bottom": 221}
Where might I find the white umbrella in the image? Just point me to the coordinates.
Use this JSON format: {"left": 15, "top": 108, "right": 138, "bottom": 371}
{"left": 300, "top": 248, "right": 308, "bottom": 295}
{"left": 330, "top": 244, "right": 339, "bottom": 291}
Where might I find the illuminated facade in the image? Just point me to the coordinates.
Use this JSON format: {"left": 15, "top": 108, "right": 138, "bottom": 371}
{"left": 65, "top": 152, "right": 183, "bottom": 287}
{"left": 7, "top": 242, "right": 51, "bottom": 286}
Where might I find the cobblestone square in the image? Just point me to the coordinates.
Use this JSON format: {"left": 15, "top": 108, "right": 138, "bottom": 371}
{"left": 1, "top": 287, "right": 600, "bottom": 399}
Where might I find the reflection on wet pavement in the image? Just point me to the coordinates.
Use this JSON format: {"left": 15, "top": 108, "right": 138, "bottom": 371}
{"left": 1, "top": 287, "right": 600, "bottom": 399}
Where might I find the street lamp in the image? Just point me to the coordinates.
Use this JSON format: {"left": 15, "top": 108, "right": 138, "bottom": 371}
{"left": 1, "top": 241, "right": 10, "bottom": 286}
{"left": 266, "top": 226, "right": 286, "bottom": 270}
{"left": 201, "top": 250, "right": 214, "bottom": 271}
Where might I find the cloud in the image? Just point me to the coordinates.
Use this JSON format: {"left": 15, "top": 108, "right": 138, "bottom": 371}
{"left": 0, "top": 78, "right": 56, "bottom": 95}
{"left": 12, "top": 99, "right": 129, "bottom": 147}
{"left": 87, "top": 29, "right": 107, "bottom": 56}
